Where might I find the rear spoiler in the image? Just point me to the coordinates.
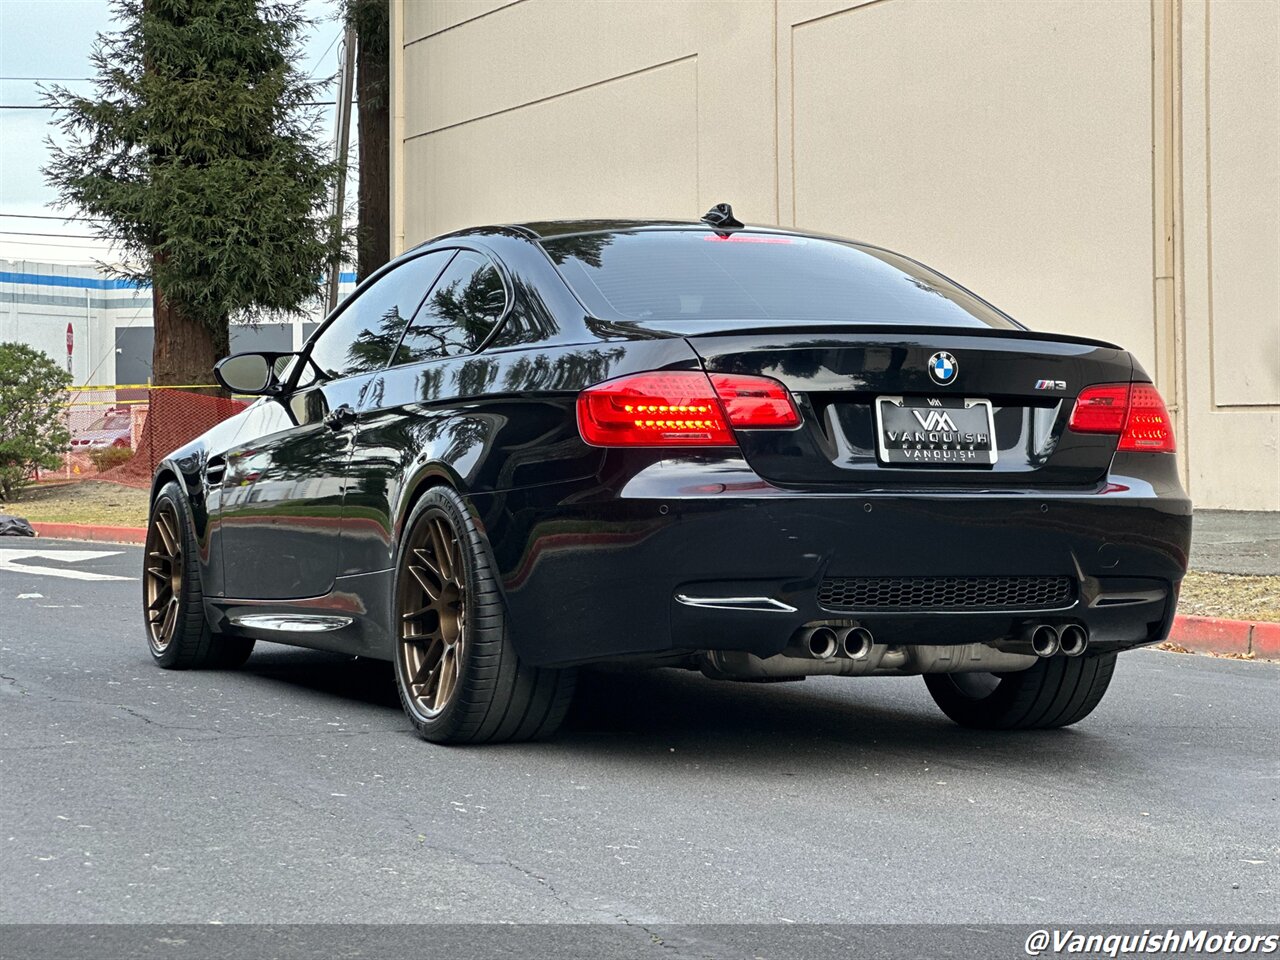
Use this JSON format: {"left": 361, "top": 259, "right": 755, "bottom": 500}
{"left": 613, "top": 319, "right": 1123, "bottom": 352}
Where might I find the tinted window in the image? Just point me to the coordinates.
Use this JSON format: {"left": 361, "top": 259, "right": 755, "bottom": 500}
{"left": 305, "top": 251, "right": 452, "bottom": 382}
{"left": 542, "top": 230, "right": 1016, "bottom": 328}
{"left": 394, "top": 251, "right": 507, "bottom": 365}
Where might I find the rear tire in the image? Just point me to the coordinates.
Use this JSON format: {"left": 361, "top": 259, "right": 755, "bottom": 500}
{"left": 144, "top": 481, "right": 254, "bottom": 670}
{"left": 923, "top": 653, "right": 1116, "bottom": 730}
{"left": 393, "top": 486, "right": 576, "bottom": 744}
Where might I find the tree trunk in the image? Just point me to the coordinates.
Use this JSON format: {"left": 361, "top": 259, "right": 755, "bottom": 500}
{"left": 150, "top": 277, "right": 226, "bottom": 390}
{"left": 141, "top": 7, "right": 226, "bottom": 394}
{"left": 354, "top": 0, "right": 390, "bottom": 282}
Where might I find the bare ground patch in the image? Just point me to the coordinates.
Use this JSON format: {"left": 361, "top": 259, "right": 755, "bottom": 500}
{"left": 2, "top": 480, "right": 150, "bottom": 528}
{"left": 1176, "top": 570, "right": 1280, "bottom": 623}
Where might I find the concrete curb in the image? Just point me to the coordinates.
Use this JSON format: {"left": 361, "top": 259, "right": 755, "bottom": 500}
{"left": 31, "top": 522, "right": 147, "bottom": 545}
{"left": 13, "top": 528, "right": 1280, "bottom": 660}
{"left": 1167, "top": 615, "right": 1278, "bottom": 660}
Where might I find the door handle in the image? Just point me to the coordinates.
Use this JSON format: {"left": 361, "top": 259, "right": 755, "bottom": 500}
{"left": 323, "top": 403, "right": 356, "bottom": 431}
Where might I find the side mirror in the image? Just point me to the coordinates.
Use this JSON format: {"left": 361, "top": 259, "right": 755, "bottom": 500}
{"left": 214, "top": 352, "right": 291, "bottom": 395}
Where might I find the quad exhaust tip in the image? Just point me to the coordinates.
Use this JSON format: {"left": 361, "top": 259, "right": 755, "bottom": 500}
{"left": 1028, "top": 624, "right": 1060, "bottom": 658}
{"left": 802, "top": 626, "right": 839, "bottom": 660}
{"left": 792, "top": 624, "right": 874, "bottom": 660}
{"left": 1059, "top": 624, "right": 1089, "bottom": 657}
{"left": 791, "top": 621, "right": 1083, "bottom": 663}
{"left": 840, "top": 626, "right": 875, "bottom": 660}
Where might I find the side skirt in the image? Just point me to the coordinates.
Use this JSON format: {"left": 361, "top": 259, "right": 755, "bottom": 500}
{"left": 204, "top": 568, "right": 394, "bottom": 660}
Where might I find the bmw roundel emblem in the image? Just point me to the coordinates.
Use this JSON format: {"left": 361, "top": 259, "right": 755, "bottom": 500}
{"left": 927, "top": 351, "right": 958, "bottom": 385}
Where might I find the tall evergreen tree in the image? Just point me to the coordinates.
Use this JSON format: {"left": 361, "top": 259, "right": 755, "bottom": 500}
{"left": 45, "top": 0, "right": 344, "bottom": 386}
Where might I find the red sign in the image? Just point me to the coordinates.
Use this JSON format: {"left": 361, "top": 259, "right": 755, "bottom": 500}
{"left": 66, "top": 323, "right": 74, "bottom": 354}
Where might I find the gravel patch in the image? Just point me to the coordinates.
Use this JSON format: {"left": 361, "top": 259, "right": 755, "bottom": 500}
{"left": 1177, "top": 570, "right": 1280, "bottom": 622}
{"left": 1, "top": 479, "right": 149, "bottom": 527}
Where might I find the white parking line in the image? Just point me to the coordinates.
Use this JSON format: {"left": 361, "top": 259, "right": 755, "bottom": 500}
{"left": 0, "top": 548, "right": 136, "bottom": 582}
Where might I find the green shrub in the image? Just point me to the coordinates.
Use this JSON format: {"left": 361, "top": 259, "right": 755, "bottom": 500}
{"left": 0, "top": 342, "right": 73, "bottom": 499}
{"left": 88, "top": 445, "right": 134, "bottom": 472}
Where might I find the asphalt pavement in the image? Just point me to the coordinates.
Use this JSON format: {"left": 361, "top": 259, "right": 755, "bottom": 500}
{"left": 1, "top": 541, "right": 1277, "bottom": 931}
{"left": 1191, "top": 510, "right": 1280, "bottom": 576}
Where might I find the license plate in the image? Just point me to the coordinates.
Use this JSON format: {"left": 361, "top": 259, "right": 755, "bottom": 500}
{"left": 875, "top": 396, "right": 998, "bottom": 466}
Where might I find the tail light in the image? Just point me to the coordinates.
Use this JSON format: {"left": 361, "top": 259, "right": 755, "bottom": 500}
{"left": 1069, "top": 382, "right": 1176, "bottom": 452}
{"left": 707, "top": 374, "right": 801, "bottom": 429}
{"left": 1119, "top": 384, "right": 1176, "bottom": 451}
{"left": 577, "top": 371, "right": 800, "bottom": 447}
{"left": 1068, "top": 384, "right": 1129, "bottom": 434}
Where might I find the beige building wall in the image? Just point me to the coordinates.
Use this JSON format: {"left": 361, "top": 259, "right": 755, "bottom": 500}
{"left": 391, "top": 0, "right": 1280, "bottom": 510}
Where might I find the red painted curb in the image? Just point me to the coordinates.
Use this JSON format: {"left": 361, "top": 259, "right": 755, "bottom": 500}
{"left": 1169, "top": 614, "right": 1252, "bottom": 655}
{"left": 1169, "top": 615, "right": 1280, "bottom": 659}
{"left": 31, "top": 522, "right": 147, "bottom": 545}
{"left": 1250, "top": 621, "right": 1280, "bottom": 660}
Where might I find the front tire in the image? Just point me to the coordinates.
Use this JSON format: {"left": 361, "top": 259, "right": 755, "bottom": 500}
{"left": 923, "top": 653, "right": 1117, "bottom": 730}
{"left": 393, "top": 487, "right": 576, "bottom": 744}
{"left": 144, "top": 481, "right": 254, "bottom": 670}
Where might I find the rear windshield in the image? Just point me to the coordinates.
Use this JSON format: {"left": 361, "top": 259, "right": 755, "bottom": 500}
{"left": 92, "top": 414, "right": 130, "bottom": 431}
{"left": 541, "top": 229, "right": 1016, "bottom": 328}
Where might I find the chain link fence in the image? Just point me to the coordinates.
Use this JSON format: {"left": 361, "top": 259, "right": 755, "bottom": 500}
{"left": 45, "top": 385, "right": 248, "bottom": 489}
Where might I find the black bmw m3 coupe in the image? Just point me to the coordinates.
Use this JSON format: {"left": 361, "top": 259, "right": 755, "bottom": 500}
{"left": 143, "top": 208, "right": 1191, "bottom": 743}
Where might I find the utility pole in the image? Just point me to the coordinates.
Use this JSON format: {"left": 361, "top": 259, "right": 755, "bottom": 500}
{"left": 326, "top": 21, "right": 357, "bottom": 315}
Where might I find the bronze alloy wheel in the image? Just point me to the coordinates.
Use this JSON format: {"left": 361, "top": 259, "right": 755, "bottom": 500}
{"left": 392, "top": 486, "right": 577, "bottom": 744}
{"left": 145, "top": 498, "right": 185, "bottom": 651}
{"left": 397, "top": 509, "right": 466, "bottom": 718}
{"left": 143, "top": 482, "right": 254, "bottom": 670}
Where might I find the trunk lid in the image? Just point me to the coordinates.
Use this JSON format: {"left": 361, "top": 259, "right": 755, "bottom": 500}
{"left": 682, "top": 324, "right": 1134, "bottom": 488}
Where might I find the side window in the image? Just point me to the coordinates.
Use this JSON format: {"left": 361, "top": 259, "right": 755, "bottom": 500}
{"left": 394, "top": 250, "right": 507, "bottom": 366}
{"left": 303, "top": 250, "right": 452, "bottom": 383}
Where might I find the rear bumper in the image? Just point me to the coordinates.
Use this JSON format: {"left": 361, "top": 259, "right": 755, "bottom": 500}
{"left": 471, "top": 453, "right": 1191, "bottom": 668}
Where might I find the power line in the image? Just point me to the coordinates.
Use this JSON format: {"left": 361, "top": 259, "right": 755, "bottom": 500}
{"left": 2, "top": 101, "right": 345, "bottom": 110}
{"left": 0, "top": 229, "right": 100, "bottom": 238}
{"left": 0, "top": 238, "right": 117, "bottom": 249}
{"left": 0, "top": 235, "right": 115, "bottom": 244}
{"left": 307, "top": 29, "right": 342, "bottom": 81}
{"left": 0, "top": 213, "right": 109, "bottom": 223}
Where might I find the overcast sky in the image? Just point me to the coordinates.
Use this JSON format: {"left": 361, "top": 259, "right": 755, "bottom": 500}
{"left": 0, "top": 0, "right": 347, "bottom": 264}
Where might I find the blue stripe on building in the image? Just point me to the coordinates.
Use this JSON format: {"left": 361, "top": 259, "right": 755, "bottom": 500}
{"left": 0, "top": 270, "right": 358, "bottom": 290}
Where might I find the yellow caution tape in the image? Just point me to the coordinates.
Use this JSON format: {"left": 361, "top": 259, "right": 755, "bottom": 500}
{"left": 65, "top": 384, "right": 220, "bottom": 391}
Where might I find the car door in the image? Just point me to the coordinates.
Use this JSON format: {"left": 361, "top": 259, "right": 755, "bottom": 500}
{"left": 216, "top": 251, "right": 451, "bottom": 600}
{"left": 339, "top": 248, "right": 511, "bottom": 577}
